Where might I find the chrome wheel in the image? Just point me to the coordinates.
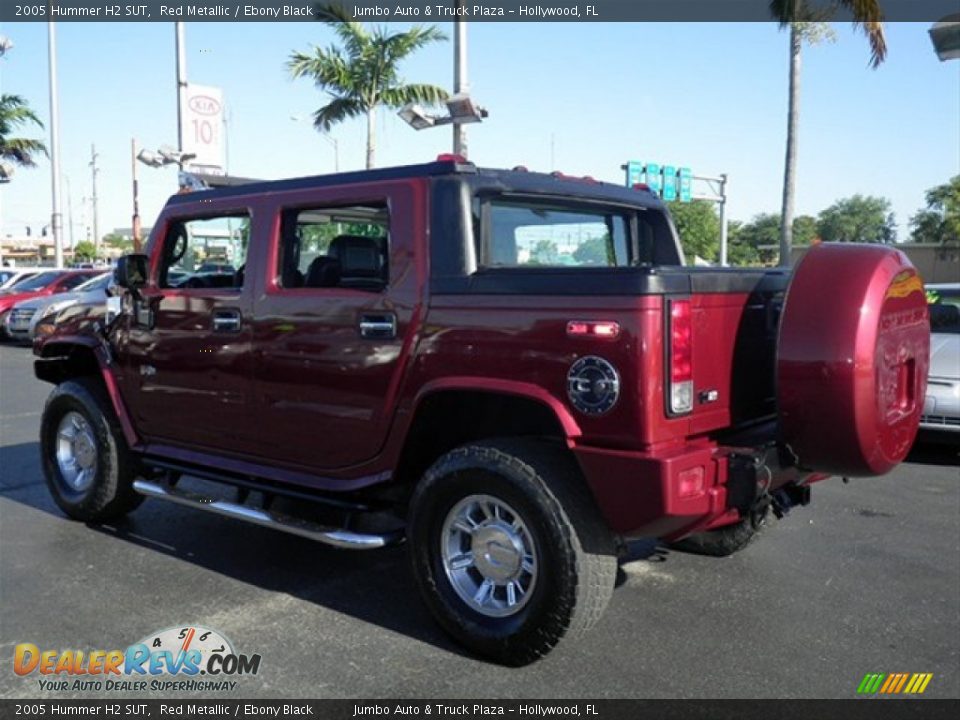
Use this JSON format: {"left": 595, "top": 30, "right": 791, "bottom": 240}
{"left": 441, "top": 494, "right": 538, "bottom": 618}
{"left": 55, "top": 411, "right": 98, "bottom": 492}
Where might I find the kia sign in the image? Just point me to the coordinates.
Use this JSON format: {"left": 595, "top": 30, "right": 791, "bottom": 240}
{"left": 182, "top": 84, "right": 224, "bottom": 173}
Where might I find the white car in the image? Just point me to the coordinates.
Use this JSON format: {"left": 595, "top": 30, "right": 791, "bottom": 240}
{"left": 0, "top": 269, "right": 40, "bottom": 290}
{"left": 922, "top": 283, "right": 960, "bottom": 436}
{"left": 4, "top": 272, "right": 112, "bottom": 342}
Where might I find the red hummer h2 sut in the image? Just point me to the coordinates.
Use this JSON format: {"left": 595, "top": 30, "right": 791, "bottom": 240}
{"left": 34, "top": 158, "right": 930, "bottom": 664}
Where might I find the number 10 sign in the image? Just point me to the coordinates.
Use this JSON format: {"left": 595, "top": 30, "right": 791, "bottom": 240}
{"left": 182, "top": 84, "right": 224, "bottom": 173}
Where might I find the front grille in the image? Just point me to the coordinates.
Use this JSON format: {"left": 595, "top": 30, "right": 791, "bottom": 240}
{"left": 7, "top": 308, "right": 36, "bottom": 327}
{"left": 920, "top": 414, "right": 960, "bottom": 428}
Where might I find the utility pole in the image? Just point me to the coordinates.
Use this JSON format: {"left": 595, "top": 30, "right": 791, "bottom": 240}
{"left": 48, "top": 22, "right": 64, "bottom": 268}
{"left": 175, "top": 22, "right": 187, "bottom": 153}
{"left": 89, "top": 144, "right": 100, "bottom": 257}
{"left": 453, "top": 9, "right": 468, "bottom": 158}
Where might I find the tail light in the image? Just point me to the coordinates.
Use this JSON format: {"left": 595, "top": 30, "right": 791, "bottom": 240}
{"left": 669, "top": 299, "right": 693, "bottom": 414}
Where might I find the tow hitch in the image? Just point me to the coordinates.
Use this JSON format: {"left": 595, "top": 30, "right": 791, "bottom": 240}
{"left": 771, "top": 484, "right": 811, "bottom": 519}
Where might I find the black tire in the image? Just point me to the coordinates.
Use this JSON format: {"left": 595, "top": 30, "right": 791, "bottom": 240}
{"left": 40, "top": 378, "right": 143, "bottom": 522}
{"left": 670, "top": 505, "right": 768, "bottom": 557}
{"left": 408, "top": 439, "right": 617, "bottom": 666}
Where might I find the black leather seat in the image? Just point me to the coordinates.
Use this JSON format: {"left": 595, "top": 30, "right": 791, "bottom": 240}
{"left": 328, "top": 235, "right": 387, "bottom": 290}
{"left": 304, "top": 256, "right": 342, "bottom": 288}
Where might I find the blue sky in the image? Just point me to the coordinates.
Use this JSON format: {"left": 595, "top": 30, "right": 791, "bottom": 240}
{"left": 0, "top": 21, "right": 957, "bottom": 243}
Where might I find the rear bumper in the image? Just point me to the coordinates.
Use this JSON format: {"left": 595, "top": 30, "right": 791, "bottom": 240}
{"left": 573, "top": 439, "right": 822, "bottom": 541}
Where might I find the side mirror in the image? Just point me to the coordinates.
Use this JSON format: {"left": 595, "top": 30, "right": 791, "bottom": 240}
{"left": 114, "top": 254, "right": 148, "bottom": 290}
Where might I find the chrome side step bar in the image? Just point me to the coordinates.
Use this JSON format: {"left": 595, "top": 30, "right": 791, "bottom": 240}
{"left": 132, "top": 480, "right": 402, "bottom": 550}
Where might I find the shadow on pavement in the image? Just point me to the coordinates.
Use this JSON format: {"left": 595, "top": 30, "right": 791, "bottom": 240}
{"left": 1, "top": 440, "right": 671, "bottom": 663}
{"left": 908, "top": 438, "right": 959, "bottom": 467}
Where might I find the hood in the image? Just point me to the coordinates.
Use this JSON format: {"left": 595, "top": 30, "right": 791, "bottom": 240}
{"left": 0, "top": 289, "right": 44, "bottom": 312}
{"left": 29, "top": 288, "right": 107, "bottom": 316}
{"left": 930, "top": 333, "right": 960, "bottom": 381}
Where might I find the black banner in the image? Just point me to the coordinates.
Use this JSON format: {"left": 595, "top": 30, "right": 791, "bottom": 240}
{"left": 1, "top": 700, "right": 960, "bottom": 720}
{"left": 2, "top": 1, "right": 958, "bottom": 23}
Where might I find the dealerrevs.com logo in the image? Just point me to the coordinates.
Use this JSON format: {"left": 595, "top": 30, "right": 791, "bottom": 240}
{"left": 13, "top": 625, "right": 261, "bottom": 693}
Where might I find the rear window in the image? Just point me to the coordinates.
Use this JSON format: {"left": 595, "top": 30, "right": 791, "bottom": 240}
{"left": 476, "top": 198, "right": 676, "bottom": 269}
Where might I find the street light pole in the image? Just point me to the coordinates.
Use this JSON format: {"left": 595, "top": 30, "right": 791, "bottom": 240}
{"left": 89, "top": 144, "right": 100, "bottom": 257}
{"left": 131, "top": 138, "right": 142, "bottom": 252}
{"left": 175, "top": 22, "right": 187, "bottom": 153}
{"left": 47, "top": 21, "right": 64, "bottom": 268}
{"left": 719, "top": 173, "right": 729, "bottom": 267}
{"left": 453, "top": 11, "right": 468, "bottom": 158}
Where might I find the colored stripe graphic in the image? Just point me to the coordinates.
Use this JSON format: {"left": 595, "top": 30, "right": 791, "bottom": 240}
{"left": 879, "top": 674, "right": 897, "bottom": 694}
{"left": 858, "top": 673, "right": 933, "bottom": 695}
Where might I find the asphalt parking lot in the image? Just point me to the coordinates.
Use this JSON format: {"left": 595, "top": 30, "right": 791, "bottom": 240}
{"left": 1, "top": 342, "right": 958, "bottom": 700}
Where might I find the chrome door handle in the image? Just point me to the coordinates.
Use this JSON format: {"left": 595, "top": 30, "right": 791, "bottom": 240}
{"left": 213, "top": 309, "right": 242, "bottom": 333}
{"left": 359, "top": 313, "right": 397, "bottom": 339}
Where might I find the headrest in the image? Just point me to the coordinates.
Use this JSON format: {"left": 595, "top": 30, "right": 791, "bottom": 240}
{"left": 305, "top": 256, "right": 342, "bottom": 288}
{"left": 328, "top": 235, "right": 384, "bottom": 277}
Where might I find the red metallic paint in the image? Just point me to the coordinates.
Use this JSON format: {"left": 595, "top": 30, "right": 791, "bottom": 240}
{"left": 33, "top": 173, "right": 929, "bottom": 542}
{"left": 778, "top": 244, "right": 929, "bottom": 476}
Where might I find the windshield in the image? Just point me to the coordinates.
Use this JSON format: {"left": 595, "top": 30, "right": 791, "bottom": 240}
{"left": 9, "top": 271, "right": 61, "bottom": 292}
{"left": 75, "top": 273, "right": 112, "bottom": 292}
{"left": 929, "top": 289, "right": 960, "bottom": 335}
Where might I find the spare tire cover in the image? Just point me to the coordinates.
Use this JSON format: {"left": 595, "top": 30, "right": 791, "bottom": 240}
{"left": 778, "top": 243, "right": 929, "bottom": 476}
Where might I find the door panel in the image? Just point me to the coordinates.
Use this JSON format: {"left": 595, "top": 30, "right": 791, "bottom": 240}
{"left": 118, "top": 208, "right": 257, "bottom": 455}
{"left": 251, "top": 181, "right": 423, "bottom": 472}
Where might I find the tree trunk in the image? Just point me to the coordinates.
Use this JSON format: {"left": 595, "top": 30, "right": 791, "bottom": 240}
{"left": 366, "top": 107, "right": 376, "bottom": 170}
{"left": 779, "top": 24, "right": 802, "bottom": 267}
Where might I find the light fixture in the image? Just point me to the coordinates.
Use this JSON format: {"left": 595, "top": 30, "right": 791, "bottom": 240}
{"left": 398, "top": 94, "right": 488, "bottom": 131}
{"left": 930, "top": 15, "right": 960, "bottom": 61}
{"left": 398, "top": 104, "right": 436, "bottom": 130}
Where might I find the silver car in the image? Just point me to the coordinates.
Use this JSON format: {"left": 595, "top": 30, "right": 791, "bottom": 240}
{"left": 4, "top": 272, "right": 112, "bottom": 342}
{"left": 921, "top": 283, "right": 960, "bottom": 435}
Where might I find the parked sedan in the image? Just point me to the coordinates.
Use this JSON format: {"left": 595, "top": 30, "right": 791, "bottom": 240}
{"left": 0, "top": 270, "right": 100, "bottom": 339}
{"left": 921, "top": 283, "right": 960, "bottom": 437}
{"left": 4, "top": 272, "right": 112, "bottom": 343}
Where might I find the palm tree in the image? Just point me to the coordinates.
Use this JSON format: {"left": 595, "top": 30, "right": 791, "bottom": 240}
{"left": 773, "top": 0, "right": 887, "bottom": 266}
{"left": 0, "top": 94, "right": 47, "bottom": 169}
{"left": 288, "top": 7, "right": 448, "bottom": 169}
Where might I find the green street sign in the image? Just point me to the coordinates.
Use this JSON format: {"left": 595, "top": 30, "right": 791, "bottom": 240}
{"left": 662, "top": 165, "right": 677, "bottom": 201}
{"left": 678, "top": 167, "right": 692, "bottom": 203}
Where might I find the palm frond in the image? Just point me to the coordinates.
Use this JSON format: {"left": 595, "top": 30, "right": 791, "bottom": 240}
{"left": 288, "top": 46, "right": 362, "bottom": 92}
{"left": 380, "top": 83, "right": 449, "bottom": 109}
{"left": 384, "top": 25, "right": 448, "bottom": 65}
{"left": 770, "top": 0, "right": 886, "bottom": 66}
{"left": 0, "top": 94, "right": 44, "bottom": 129}
{"left": 837, "top": 0, "right": 887, "bottom": 67}
{"left": 312, "top": 96, "right": 366, "bottom": 131}
{"left": 0, "top": 137, "right": 48, "bottom": 166}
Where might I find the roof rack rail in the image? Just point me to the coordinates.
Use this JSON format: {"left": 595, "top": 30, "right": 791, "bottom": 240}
{"left": 178, "top": 171, "right": 266, "bottom": 191}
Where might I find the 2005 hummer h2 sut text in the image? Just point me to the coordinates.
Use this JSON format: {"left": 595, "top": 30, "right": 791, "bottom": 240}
{"left": 34, "top": 158, "right": 930, "bottom": 665}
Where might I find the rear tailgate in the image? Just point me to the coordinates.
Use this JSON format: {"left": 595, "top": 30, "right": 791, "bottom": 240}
{"left": 661, "top": 268, "right": 790, "bottom": 436}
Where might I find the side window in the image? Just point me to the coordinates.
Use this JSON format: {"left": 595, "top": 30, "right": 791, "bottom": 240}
{"left": 159, "top": 214, "right": 251, "bottom": 289}
{"left": 277, "top": 204, "right": 389, "bottom": 292}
